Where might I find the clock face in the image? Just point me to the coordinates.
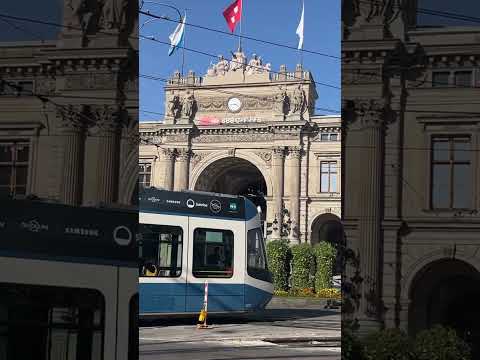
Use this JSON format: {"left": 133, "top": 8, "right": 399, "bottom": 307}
{"left": 227, "top": 97, "right": 242, "bottom": 112}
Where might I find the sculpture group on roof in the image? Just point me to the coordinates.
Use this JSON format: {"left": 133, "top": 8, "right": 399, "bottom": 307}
{"left": 206, "top": 50, "right": 271, "bottom": 77}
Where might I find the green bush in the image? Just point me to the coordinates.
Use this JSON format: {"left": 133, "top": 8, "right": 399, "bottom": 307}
{"left": 413, "top": 325, "right": 471, "bottom": 360}
{"left": 342, "top": 326, "right": 364, "bottom": 360}
{"left": 266, "top": 239, "right": 291, "bottom": 291}
{"left": 290, "top": 243, "right": 316, "bottom": 290}
{"left": 313, "top": 241, "right": 336, "bottom": 291}
{"left": 362, "top": 328, "right": 412, "bottom": 360}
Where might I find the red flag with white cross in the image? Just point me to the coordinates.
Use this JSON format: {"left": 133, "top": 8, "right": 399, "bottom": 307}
{"left": 223, "top": 0, "right": 242, "bottom": 33}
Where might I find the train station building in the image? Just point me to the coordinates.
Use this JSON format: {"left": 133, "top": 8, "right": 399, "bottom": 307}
{"left": 139, "top": 52, "right": 342, "bottom": 246}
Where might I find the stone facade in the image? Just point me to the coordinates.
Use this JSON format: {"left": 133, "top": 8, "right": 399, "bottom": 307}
{"left": 0, "top": 0, "right": 138, "bottom": 207}
{"left": 139, "top": 52, "right": 341, "bottom": 245}
{"left": 342, "top": 0, "right": 480, "bottom": 344}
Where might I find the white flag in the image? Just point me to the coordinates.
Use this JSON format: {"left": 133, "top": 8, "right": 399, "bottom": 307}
{"left": 168, "top": 13, "right": 186, "bottom": 56}
{"left": 296, "top": 1, "right": 304, "bottom": 50}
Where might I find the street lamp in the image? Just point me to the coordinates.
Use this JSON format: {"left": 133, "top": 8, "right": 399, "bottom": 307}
{"left": 140, "top": 1, "right": 186, "bottom": 76}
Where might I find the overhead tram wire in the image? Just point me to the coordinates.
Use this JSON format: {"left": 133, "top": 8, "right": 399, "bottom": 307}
{"left": 138, "top": 9, "right": 341, "bottom": 60}
{"left": 0, "top": 12, "right": 340, "bottom": 91}
{"left": 139, "top": 34, "right": 341, "bottom": 90}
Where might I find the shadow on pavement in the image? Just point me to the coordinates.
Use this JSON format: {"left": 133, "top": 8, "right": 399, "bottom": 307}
{"left": 140, "top": 307, "right": 340, "bottom": 328}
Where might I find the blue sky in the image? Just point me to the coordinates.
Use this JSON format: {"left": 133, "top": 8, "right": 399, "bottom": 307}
{"left": 140, "top": 0, "right": 341, "bottom": 121}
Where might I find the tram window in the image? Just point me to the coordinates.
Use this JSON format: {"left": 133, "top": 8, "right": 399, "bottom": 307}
{"left": 193, "top": 228, "right": 234, "bottom": 278}
{"left": 247, "top": 228, "right": 271, "bottom": 282}
{"left": 0, "top": 283, "right": 104, "bottom": 360}
{"left": 139, "top": 224, "right": 183, "bottom": 277}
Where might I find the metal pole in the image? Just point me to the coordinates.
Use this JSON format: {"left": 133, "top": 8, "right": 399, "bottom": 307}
{"left": 239, "top": 0, "right": 243, "bottom": 51}
{"left": 181, "top": 10, "right": 186, "bottom": 77}
{"left": 142, "top": 2, "right": 184, "bottom": 75}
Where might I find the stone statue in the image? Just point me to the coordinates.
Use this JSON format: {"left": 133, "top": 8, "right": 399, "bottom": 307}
{"left": 263, "top": 62, "right": 272, "bottom": 72}
{"left": 216, "top": 55, "right": 229, "bottom": 75}
{"left": 100, "top": 0, "right": 118, "bottom": 30}
{"left": 64, "top": 0, "right": 91, "bottom": 32}
{"left": 274, "top": 87, "right": 289, "bottom": 115}
{"left": 206, "top": 61, "right": 217, "bottom": 77}
{"left": 229, "top": 50, "right": 246, "bottom": 72}
{"left": 168, "top": 94, "right": 181, "bottom": 118}
{"left": 291, "top": 85, "right": 306, "bottom": 114}
{"left": 182, "top": 91, "right": 196, "bottom": 119}
{"left": 246, "top": 54, "right": 261, "bottom": 75}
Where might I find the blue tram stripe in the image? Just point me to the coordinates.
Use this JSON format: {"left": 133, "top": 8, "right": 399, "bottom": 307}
{"left": 139, "top": 282, "right": 272, "bottom": 315}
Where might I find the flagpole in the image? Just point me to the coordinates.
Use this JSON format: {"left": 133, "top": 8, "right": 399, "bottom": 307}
{"left": 181, "top": 10, "right": 187, "bottom": 76}
{"left": 239, "top": 0, "right": 243, "bottom": 51}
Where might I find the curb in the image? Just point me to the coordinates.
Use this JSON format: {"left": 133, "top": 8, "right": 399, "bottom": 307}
{"left": 261, "top": 336, "right": 341, "bottom": 344}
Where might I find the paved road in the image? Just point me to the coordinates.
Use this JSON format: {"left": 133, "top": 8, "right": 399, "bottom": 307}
{"left": 140, "top": 297, "right": 340, "bottom": 360}
{"left": 140, "top": 340, "right": 340, "bottom": 360}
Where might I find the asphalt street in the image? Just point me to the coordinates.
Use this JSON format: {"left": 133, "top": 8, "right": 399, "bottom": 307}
{"left": 140, "top": 297, "right": 341, "bottom": 360}
{"left": 140, "top": 339, "right": 340, "bottom": 360}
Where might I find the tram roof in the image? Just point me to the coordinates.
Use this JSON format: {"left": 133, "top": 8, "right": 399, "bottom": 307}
{"left": 139, "top": 187, "right": 258, "bottom": 221}
{"left": 0, "top": 198, "right": 137, "bottom": 267}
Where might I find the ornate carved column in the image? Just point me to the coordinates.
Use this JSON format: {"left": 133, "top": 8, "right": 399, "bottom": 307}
{"left": 57, "top": 105, "right": 86, "bottom": 205}
{"left": 286, "top": 147, "right": 302, "bottom": 244}
{"left": 350, "top": 99, "right": 386, "bottom": 333}
{"left": 174, "top": 149, "right": 191, "bottom": 191}
{"left": 271, "top": 147, "right": 285, "bottom": 239}
{"left": 157, "top": 148, "right": 175, "bottom": 190}
{"left": 92, "top": 105, "right": 122, "bottom": 204}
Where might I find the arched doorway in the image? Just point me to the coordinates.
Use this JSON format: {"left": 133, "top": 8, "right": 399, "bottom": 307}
{"left": 409, "top": 259, "right": 480, "bottom": 357}
{"left": 310, "top": 214, "right": 344, "bottom": 275}
{"left": 194, "top": 157, "right": 268, "bottom": 222}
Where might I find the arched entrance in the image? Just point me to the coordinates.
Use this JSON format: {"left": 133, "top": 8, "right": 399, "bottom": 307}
{"left": 409, "top": 259, "right": 480, "bottom": 357}
{"left": 194, "top": 157, "right": 268, "bottom": 221}
{"left": 310, "top": 213, "right": 344, "bottom": 275}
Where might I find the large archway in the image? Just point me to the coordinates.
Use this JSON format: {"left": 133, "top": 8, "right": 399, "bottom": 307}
{"left": 194, "top": 157, "right": 268, "bottom": 222}
{"left": 409, "top": 259, "right": 480, "bottom": 357}
{"left": 310, "top": 213, "right": 344, "bottom": 275}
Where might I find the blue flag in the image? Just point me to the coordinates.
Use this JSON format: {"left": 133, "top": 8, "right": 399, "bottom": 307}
{"left": 168, "top": 13, "right": 186, "bottom": 56}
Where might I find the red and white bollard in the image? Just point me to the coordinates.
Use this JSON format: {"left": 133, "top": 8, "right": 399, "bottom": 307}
{"left": 197, "top": 280, "right": 209, "bottom": 329}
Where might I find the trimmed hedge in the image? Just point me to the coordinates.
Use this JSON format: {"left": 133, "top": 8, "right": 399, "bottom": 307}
{"left": 313, "top": 241, "right": 336, "bottom": 291}
{"left": 363, "top": 328, "right": 412, "bottom": 360}
{"left": 265, "top": 239, "right": 291, "bottom": 291}
{"left": 290, "top": 243, "right": 316, "bottom": 290}
{"left": 413, "top": 325, "right": 471, "bottom": 360}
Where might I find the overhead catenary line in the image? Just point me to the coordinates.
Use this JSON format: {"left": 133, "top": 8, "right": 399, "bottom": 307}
{"left": 139, "top": 9, "right": 340, "bottom": 60}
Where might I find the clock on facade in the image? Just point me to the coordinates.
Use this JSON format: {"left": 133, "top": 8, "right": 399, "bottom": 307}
{"left": 227, "top": 97, "right": 242, "bottom": 113}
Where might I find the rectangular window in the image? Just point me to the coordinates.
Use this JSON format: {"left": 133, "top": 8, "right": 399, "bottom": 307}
{"left": 139, "top": 224, "right": 183, "bottom": 277}
{"left": 432, "top": 72, "right": 450, "bottom": 87}
{"left": 431, "top": 136, "right": 472, "bottom": 210}
{"left": 138, "top": 163, "right": 151, "bottom": 189}
{"left": 0, "top": 80, "right": 34, "bottom": 95}
{"left": 320, "top": 161, "right": 338, "bottom": 193}
{"left": 330, "top": 133, "right": 338, "bottom": 141}
{"left": 320, "top": 133, "right": 329, "bottom": 141}
{"left": 454, "top": 71, "right": 472, "bottom": 87}
{"left": 0, "top": 141, "right": 29, "bottom": 197}
{"left": 193, "top": 228, "right": 234, "bottom": 278}
{"left": 247, "top": 228, "right": 271, "bottom": 282}
{"left": 0, "top": 283, "right": 104, "bottom": 360}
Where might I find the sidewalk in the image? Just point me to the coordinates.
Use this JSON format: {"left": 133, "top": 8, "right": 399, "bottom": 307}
{"left": 140, "top": 296, "right": 341, "bottom": 345}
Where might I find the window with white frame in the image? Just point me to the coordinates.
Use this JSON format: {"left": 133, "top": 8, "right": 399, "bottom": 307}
{"left": 430, "top": 135, "right": 472, "bottom": 210}
{"left": 320, "top": 161, "right": 338, "bottom": 193}
{"left": 0, "top": 141, "right": 30, "bottom": 197}
{"left": 138, "top": 163, "right": 151, "bottom": 189}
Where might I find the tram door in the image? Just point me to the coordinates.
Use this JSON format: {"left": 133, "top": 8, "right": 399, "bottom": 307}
{"left": 139, "top": 214, "right": 188, "bottom": 314}
{"left": 186, "top": 217, "right": 245, "bottom": 313}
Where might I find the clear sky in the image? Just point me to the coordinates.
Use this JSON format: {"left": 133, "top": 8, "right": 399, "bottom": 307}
{"left": 139, "top": 0, "right": 341, "bottom": 121}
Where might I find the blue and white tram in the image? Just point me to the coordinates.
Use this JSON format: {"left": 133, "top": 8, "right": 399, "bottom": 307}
{"left": 139, "top": 188, "right": 273, "bottom": 317}
{"left": 0, "top": 199, "right": 138, "bottom": 360}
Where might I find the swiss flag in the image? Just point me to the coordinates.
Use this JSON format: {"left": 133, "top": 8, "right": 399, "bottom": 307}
{"left": 223, "top": 0, "right": 242, "bottom": 33}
